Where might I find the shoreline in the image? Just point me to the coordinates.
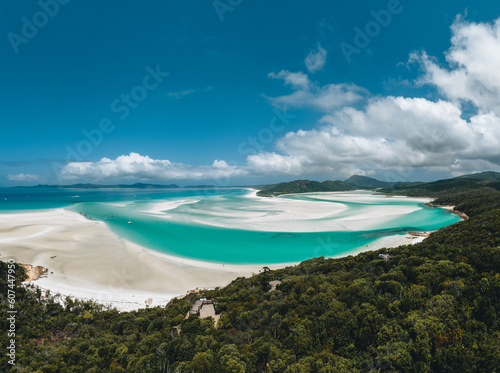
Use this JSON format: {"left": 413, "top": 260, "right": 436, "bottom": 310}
{"left": 425, "top": 202, "right": 469, "bottom": 220}
{"left": 0, "top": 193, "right": 450, "bottom": 312}
{"left": 0, "top": 209, "right": 276, "bottom": 311}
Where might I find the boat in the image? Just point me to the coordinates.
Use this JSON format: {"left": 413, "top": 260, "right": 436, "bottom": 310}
{"left": 128, "top": 219, "right": 132, "bottom": 224}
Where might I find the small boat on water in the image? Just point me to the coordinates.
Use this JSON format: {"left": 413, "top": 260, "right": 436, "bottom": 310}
{"left": 128, "top": 219, "right": 132, "bottom": 224}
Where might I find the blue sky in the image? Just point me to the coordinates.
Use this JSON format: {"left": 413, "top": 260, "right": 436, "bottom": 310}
{"left": 1, "top": 0, "right": 500, "bottom": 186}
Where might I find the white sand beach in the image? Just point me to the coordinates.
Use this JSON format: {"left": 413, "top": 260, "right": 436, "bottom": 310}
{"left": 142, "top": 198, "right": 201, "bottom": 215}
{"left": 0, "top": 209, "right": 278, "bottom": 312}
{"left": 0, "top": 192, "right": 441, "bottom": 311}
{"left": 146, "top": 190, "right": 433, "bottom": 232}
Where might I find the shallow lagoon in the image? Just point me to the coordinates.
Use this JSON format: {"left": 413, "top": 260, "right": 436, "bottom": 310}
{"left": 0, "top": 188, "right": 460, "bottom": 264}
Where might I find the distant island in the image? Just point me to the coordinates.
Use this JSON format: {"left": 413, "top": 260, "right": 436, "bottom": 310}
{"left": 14, "top": 183, "right": 180, "bottom": 189}
{"left": 13, "top": 171, "right": 500, "bottom": 198}
{"left": 184, "top": 185, "right": 219, "bottom": 189}
{"left": 256, "top": 171, "right": 500, "bottom": 197}
{"left": 12, "top": 183, "right": 239, "bottom": 190}
{"left": 378, "top": 171, "right": 500, "bottom": 197}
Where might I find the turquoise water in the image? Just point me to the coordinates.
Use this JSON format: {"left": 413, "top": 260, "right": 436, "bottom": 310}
{"left": 0, "top": 188, "right": 460, "bottom": 264}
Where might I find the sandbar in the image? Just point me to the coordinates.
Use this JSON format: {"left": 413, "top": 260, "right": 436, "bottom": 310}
{"left": 0, "top": 191, "right": 443, "bottom": 311}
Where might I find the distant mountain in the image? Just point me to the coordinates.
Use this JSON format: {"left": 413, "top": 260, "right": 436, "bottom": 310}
{"left": 184, "top": 185, "right": 219, "bottom": 189}
{"left": 119, "top": 183, "right": 179, "bottom": 189}
{"left": 257, "top": 179, "right": 355, "bottom": 197}
{"left": 344, "top": 175, "right": 396, "bottom": 189}
{"left": 14, "top": 183, "right": 180, "bottom": 189}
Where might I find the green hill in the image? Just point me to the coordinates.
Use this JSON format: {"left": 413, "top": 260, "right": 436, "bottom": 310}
{"left": 344, "top": 175, "right": 395, "bottom": 189}
{"left": 380, "top": 176, "right": 499, "bottom": 198}
{"left": 257, "top": 179, "right": 355, "bottom": 197}
{"left": 454, "top": 171, "right": 500, "bottom": 182}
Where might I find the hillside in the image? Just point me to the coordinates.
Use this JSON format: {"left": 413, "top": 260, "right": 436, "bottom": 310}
{"left": 454, "top": 171, "right": 500, "bottom": 182}
{"left": 257, "top": 179, "right": 355, "bottom": 197}
{"left": 1, "top": 182, "right": 499, "bottom": 371}
{"left": 344, "top": 175, "right": 395, "bottom": 189}
{"left": 256, "top": 172, "right": 500, "bottom": 197}
{"left": 380, "top": 172, "right": 500, "bottom": 198}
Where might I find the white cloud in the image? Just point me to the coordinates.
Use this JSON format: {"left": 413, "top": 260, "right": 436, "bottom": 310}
{"left": 59, "top": 153, "right": 247, "bottom": 181}
{"left": 268, "top": 70, "right": 311, "bottom": 90}
{"left": 249, "top": 94, "right": 500, "bottom": 178}
{"left": 166, "top": 89, "right": 196, "bottom": 99}
{"left": 247, "top": 152, "right": 304, "bottom": 176}
{"left": 249, "top": 16, "right": 500, "bottom": 179}
{"left": 7, "top": 173, "right": 40, "bottom": 182}
{"left": 253, "top": 123, "right": 500, "bottom": 176}
{"left": 57, "top": 17, "right": 500, "bottom": 183}
{"left": 268, "top": 70, "right": 367, "bottom": 111}
{"left": 305, "top": 44, "right": 327, "bottom": 73}
{"left": 412, "top": 16, "right": 500, "bottom": 116}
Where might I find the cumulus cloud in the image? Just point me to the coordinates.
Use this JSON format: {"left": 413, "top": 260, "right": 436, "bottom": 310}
{"left": 7, "top": 173, "right": 40, "bottom": 182}
{"left": 59, "top": 153, "right": 247, "bottom": 181}
{"left": 412, "top": 16, "right": 500, "bottom": 116}
{"left": 268, "top": 70, "right": 311, "bottom": 90}
{"left": 249, "top": 94, "right": 500, "bottom": 177}
{"left": 57, "top": 17, "right": 500, "bottom": 183}
{"left": 305, "top": 44, "right": 327, "bottom": 73}
{"left": 253, "top": 17, "right": 500, "bottom": 178}
{"left": 268, "top": 70, "right": 367, "bottom": 111}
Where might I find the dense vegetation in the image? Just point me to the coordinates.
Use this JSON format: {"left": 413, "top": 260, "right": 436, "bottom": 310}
{"left": 257, "top": 180, "right": 355, "bottom": 197}
{"left": 1, "top": 179, "right": 500, "bottom": 372}
{"left": 454, "top": 171, "right": 500, "bottom": 182}
{"left": 380, "top": 171, "right": 500, "bottom": 198}
{"left": 344, "top": 175, "right": 395, "bottom": 189}
{"left": 257, "top": 171, "right": 500, "bottom": 198}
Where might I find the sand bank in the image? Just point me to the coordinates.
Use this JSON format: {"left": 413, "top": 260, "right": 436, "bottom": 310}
{"left": 0, "top": 200, "right": 433, "bottom": 311}
{"left": 146, "top": 190, "right": 431, "bottom": 232}
{"left": 142, "top": 199, "right": 201, "bottom": 215}
{"left": 0, "top": 209, "right": 277, "bottom": 311}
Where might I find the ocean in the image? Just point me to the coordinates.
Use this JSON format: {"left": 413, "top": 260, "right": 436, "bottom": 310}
{"left": 0, "top": 188, "right": 460, "bottom": 264}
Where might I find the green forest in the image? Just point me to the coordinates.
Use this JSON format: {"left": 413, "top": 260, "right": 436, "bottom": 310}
{"left": 256, "top": 171, "right": 500, "bottom": 198}
{"left": 1, "top": 182, "right": 500, "bottom": 372}
{"left": 257, "top": 180, "right": 355, "bottom": 197}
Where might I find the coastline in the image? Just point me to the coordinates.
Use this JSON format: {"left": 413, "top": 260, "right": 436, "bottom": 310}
{"left": 425, "top": 202, "right": 469, "bottom": 220}
{"left": 0, "top": 209, "right": 278, "bottom": 311}
{"left": 0, "top": 191, "right": 452, "bottom": 312}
